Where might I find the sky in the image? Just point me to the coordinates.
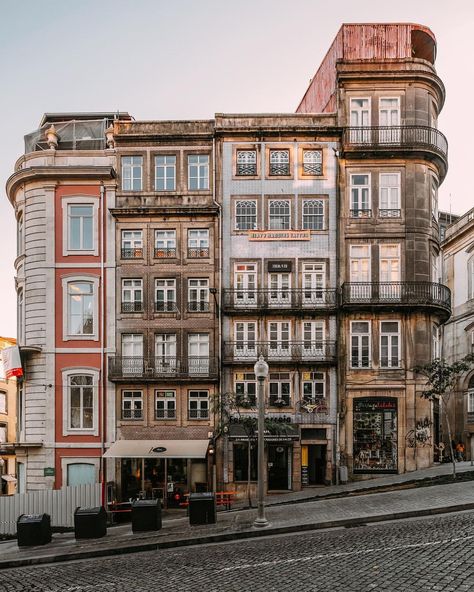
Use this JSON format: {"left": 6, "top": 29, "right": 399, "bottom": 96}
{"left": 1, "top": 0, "right": 473, "bottom": 338}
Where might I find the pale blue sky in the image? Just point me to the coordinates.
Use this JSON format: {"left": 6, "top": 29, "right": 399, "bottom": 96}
{"left": 1, "top": 0, "right": 473, "bottom": 337}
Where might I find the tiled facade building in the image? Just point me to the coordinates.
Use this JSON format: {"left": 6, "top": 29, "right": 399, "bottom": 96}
{"left": 7, "top": 23, "right": 457, "bottom": 498}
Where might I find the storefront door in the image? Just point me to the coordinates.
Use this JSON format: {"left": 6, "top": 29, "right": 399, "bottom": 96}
{"left": 268, "top": 444, "right": 291, "bottom": 490}
{"left": 308, "top": 445, "right": 326, "bottom": 485}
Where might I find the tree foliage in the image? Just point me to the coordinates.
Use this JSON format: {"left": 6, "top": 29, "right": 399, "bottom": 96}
{"left": 414, "top": 355, "right": 474, "bottom": 401}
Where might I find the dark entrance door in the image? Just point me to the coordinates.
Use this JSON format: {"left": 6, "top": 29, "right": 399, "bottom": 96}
{"left": 268, "top": 444, "right": 290, "bottom": 490}
{"left": 308, "top": 444, "right": 326, "bottom": 485}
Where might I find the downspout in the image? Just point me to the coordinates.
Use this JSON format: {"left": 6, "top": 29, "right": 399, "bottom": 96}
{"left": 100, "top": 183, "right": 106, "bottom": 505}
{"left": 212, "top": 134, "right": 221, "bottom": 492}
{"left": 334, "top": 144, "right": 341, "bottom": 486}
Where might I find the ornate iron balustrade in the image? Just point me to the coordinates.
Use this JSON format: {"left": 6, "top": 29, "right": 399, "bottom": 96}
{"left": 187, "top": 247, "right": 209, "bottom": 258}
{"left": 350, "top": 209, "right": 372, "bottom": 218}
{"left": 154, "top": 248, "right": 176, "bottom": 258}
{"left": 467, "top": 412, "right": 474, "bottom": 424}
{"left": 187, "top": 301, "right": 210, "bottom": 313}
{"left": 155, "top": 301, "right": 178, "bottom": 312}
{"left": 121, "top": 301, "right": 144, "bottom": 313}
{"left": 341, "top": 282, "right": 451, "bottom": 314}
{"left": 121, "top": 247, "right": 143, "bottom": 259}
{"left": 155, "top": 409, "right": 177, "bottom": 420}
{"left": 222, "top": 288, "right": 337, "bottom": 311}
{"left": 223, "top": 341, "right": 337, "bottom": 363}
{"left": 343, "top": 126, "right": 448, "bottom": 159}
{"left": 121, "top": 408, "right": 143, "bottom": 420}
{"left": 108, "top": 356, "right": 218, "bottom": 380}
{"left": 379, "top": 209, "right": 401, "bottom": 218}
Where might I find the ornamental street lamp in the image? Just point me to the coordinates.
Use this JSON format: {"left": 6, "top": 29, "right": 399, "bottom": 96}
{"left": 253, "top": 355, "right": 269, "bottom": 528}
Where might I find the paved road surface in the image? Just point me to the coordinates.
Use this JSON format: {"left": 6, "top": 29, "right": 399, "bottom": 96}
{"left": 1, "top": 511, "right": 474, "bottom": 591}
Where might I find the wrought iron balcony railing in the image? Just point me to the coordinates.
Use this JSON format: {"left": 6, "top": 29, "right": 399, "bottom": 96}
{"left": 187, "top": 301, "right": 210, "bottom": 313}
{"left": 155, "top": 409, "right": 176, "bottom": 420}
{"left": 154, "top": 248, "right": 177, "bottom": 258}
{"left": 350, "top": 209, "right": 372, "bottom": 219}
{"left": 379, "top": 209, "right": 401, "bottom": 218}
{"left": 121, "top": 301, "right": 144, "bottom": 313}
{"left": 223, "top": 341, "right": 337, "bottom": 363}
{"left": 155, "top": 301, "right": 178, "bottom": 313}
{"left": 108, "top": 356, "right": 218, "bottom": 380}
{"left": 341, "top": 282, "right": 451, "bottom": 315}
{"left": 343, "top": 126, "right": 448, "bottom": 160}
{"left": 222, "top": 288, "right": 337, "bottom": 312}
{"left": 121, "top": 408, "right": 143, "bottom": 420}
{"left": 187, "top": 247, "right": 209, "bottom": 258}
{"left": 121, "top": 247, "right": 143, "bottom": 259}
{"left": 188, "top": 409, "right": 209, "bottom": 420}
{"left": 466, "top": 412, "right": 474, "bottom": 424}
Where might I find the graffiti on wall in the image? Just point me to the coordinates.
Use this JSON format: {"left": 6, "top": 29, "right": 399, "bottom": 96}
{"left": 405, "top": 418, "right": 432, "bottom": 448}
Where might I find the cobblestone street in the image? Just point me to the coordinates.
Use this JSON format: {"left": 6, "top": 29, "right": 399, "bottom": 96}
{"left": 1, "top": 511, "right": 474, "bottom": 592}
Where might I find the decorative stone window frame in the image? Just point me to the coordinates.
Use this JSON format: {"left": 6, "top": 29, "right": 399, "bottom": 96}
{"left": 62, "top": 274, "right": 100, "bottom": 341}
{"left": 232, "top": 144, "right": 262, "bottom": 180}
{"left": 265, "top": 145, "right": 294, "bottom": 180}
{"left": 297, "top": 145, "right": 326, "bottom": 180}
{"left": 62, "top": 196, "right": 99, "bottom": 257}
{"left": 61, "top": 457, "right": 100, "bottom": 487}
{"left": 61, "top": 367, "right": 100, "bottom": 436}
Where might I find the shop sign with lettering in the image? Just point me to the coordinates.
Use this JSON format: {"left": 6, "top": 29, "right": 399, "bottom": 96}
{"left": 248, "top": 230, "right": 311, "bottom": 241}
{"left": 268, "top": 261, "right": 292, "bottom": 272}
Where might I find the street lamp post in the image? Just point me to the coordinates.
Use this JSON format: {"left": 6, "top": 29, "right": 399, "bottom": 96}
{"left": 253, "top": 355, "right": 269, "bottom": 528}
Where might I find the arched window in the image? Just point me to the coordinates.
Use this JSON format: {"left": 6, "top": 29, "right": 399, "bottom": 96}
{"left": 269, "top": 200, "right": 290, "bottom": 230}
{"left": 269, "top": 150, "right": 290, "bottom": 176}
{"left": 302, "top": 200, "right": 324, "bottom": 230}
{"left": 235, "top": 200, "right": 257, "bottom": 230}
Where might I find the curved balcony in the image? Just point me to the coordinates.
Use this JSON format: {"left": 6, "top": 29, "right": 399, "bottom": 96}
{"left": 343, "top": 126, "right": 448, "bottom": 180}
{"left": 223, "top": 341, "right": 337, "bottom": 364}
{"left": 341, "top": 282, "right": 451, "bottom": 320}
{"left": 222, "top": 288, "right": 337, "bottom": 314}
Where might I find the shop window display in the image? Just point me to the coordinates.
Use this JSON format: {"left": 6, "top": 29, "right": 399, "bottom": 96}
{"left": 353, "top": 398, "right": 398, "bottom": 473}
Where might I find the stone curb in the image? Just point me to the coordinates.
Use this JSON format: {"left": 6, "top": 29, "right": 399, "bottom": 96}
{"left": 1, "top": 502, "right": 474, "bottom": 570}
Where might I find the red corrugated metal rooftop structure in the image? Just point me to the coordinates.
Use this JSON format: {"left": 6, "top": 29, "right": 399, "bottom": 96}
{"left": 296, "top": 23, "right": 437, "bottom": 114}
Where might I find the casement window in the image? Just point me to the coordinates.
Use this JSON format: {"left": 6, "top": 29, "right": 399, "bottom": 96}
{"left": 235, "top": 373, "right": 257, "bottom": 406}
{"left": 122, "top": 391, "right": 143, "bottom": 420}
{"left": 468, "top": 255, "right": 474, "bottom": 300}
{"left": 234, "top": 263, "right": 257, "bottom": 307}
{"left": 155, "top": 230, "right": 176, "bottom": 258}
{"left": 431, "top": 176, "right": 439, "bottom": 221}
{"left": 17, "top": 288, "right": 24, "bottom": 344}
{"left": 155, "top": 334, "right": 177, "bottom": 374}
{"left": 188, "top": 155, "right": 209, "bottom": 190}
{"left": 432, "top": 325, "right": 440, "bottom": 360}
{"left": 188, "top": 390, "right": 209, "bottom": 419}
{"left": 66, "top": 280, "right": 95, "bottom": 336}
{"left": 302, "top": 263, "right": 325, "bottom": 305}
{"left": 67, "top": 374, "right": 95, "bottom": 431}
{"left": 155, "top": 279, "right": 177, "bottom": 312}
{"left": 0, "top": 391, "right": 6, "bottom": 414}
{"left": 233, "top": 443, "right": 257, "bottom": 482}
{"left": 269, "top": 200, "right": 291, "bottom": 230}
{"left": 269, "top": 150, "right": 290, "bottom": 176}
{"left": 121, "top": 230, "right": 143, "bottom": 259}
{"left": 155, "top": 390, "right": 176, "bottom": 419}
{"left": 302, "top": 372, "right": 325, "bottom": 401}
{"left": 379, "top": 244, "right": 401, "bottom": 299}
{"left": 302, "top": 150, "right": 322, "bottom": 175}
{"left": 350, "top": 321, "right": 371, "bottom": 368}
{"left": 349, "top": 98, "right": 371, "bottom": 142}
{"left": 302, "top": 200, "right": 324, "bottom": 230}
{"left": 122, "top": 156, "right": 143, "bottom": 191}
{"left": 188, "top": 334, "right": 209, "bottom": 375}
{"left": 188, "top": 279, "right": 209, "bottom": 312}
{"left": 467, "top": 376, "right": 474, "bottom": 414}
{"left": 155, "top": 155, "right": 176, "bottom": 191}
{"left": 121, "top": 334, "right": 144, "bottom": 376}
{"left": 379, "top": 98, "right": 400, "bottom": 142}
{"left": 234, "top": 322, "right": 257, "bottom": 359}
{"left": 350, "top": 174, "right": 371, "bottom": 217}
{"left": 68, "top": 205, "right": 93, "bottom": 251}
{"left": 17, "top": 212, "right": 23, "bottom": 256}
{"left": 268, "top": 272, "right": 291, "bottom": 305}
{"left": 0, "top": 424, "right": 6, "bottom": 444}
{"left": 380, "top": 321, "right": 400, "bottom": 368}
{"left": 268, "top": 321, "right": 291, "bottom": 357}
{"left": 269, "top": 373, "right": 291, "bottom": 407}
{"left": 379, "top": 173, "right": 401, "bottom": 217}
{"left": 350, "top": 245, "right": 371, "bottom": 299}
{"left": 187, "top": 229, "right": 209, "bottom": 258}
{"left": 236, "top": 150, "right": 257, "bottom": 176}
{"left": 302, "top": 321, "right": 325, "bottom": 357}
{"left": 121, "top": 279, "right": 143, "bottom": 313}
{"left": 235, "top": 200, "right": 257, "bottom": 230}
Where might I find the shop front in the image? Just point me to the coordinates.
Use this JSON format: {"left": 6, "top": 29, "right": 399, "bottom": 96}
{"left": 104, "top": 439, "right": 210, "bottom": 505}
{"left": 353, "top": 398, "right": 398, "bottom": 474}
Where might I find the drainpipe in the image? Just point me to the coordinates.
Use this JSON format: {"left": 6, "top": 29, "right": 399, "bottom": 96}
{"left": 100, "top": 183, "right": 106, "bottom": 506}
{"left": 212, "top": 134, "right": 221, "bottom": 492}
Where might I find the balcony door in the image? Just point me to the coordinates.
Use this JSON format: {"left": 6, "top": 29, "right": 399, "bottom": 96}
{"left": 122, "top": 334, "right": 143, "bottom": 376}
{"left": 302, "top": 321, "right": 324, "bottom": 358}
{"left": 268, "top": 321, "right": 291, "bottom": 359}
{"left": 268, "top": 273, "right": 291, "bottom": 306}
{"left": 379, "top": 98, "right": 400, "bottom": 143}
{"left": 350, "top": 245, "right": 371, "bottom": 299}
{"left": 234, "top": 264, "right": 257, "bottom": 308}
{"left": 302, "top": 263, "right": 325, "bottom": 306}
{"left": 379, "top": 244, "right": 400, "bottom": 300}
{"left": 188, "top": 334, "right": 209, "bottom": 374}
{"left": 155, "top": 334, "right": 177, "bottom": 374}
{"left": 350, "top": 98, "right": 371, "bottom": 143}
{"left": 234, "top": 322, "right": 257, "bottom": 360}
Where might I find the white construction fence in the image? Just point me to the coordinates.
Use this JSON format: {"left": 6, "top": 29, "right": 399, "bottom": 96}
{"left": 0, "top": 483, "right": 101, "bottom": 536}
